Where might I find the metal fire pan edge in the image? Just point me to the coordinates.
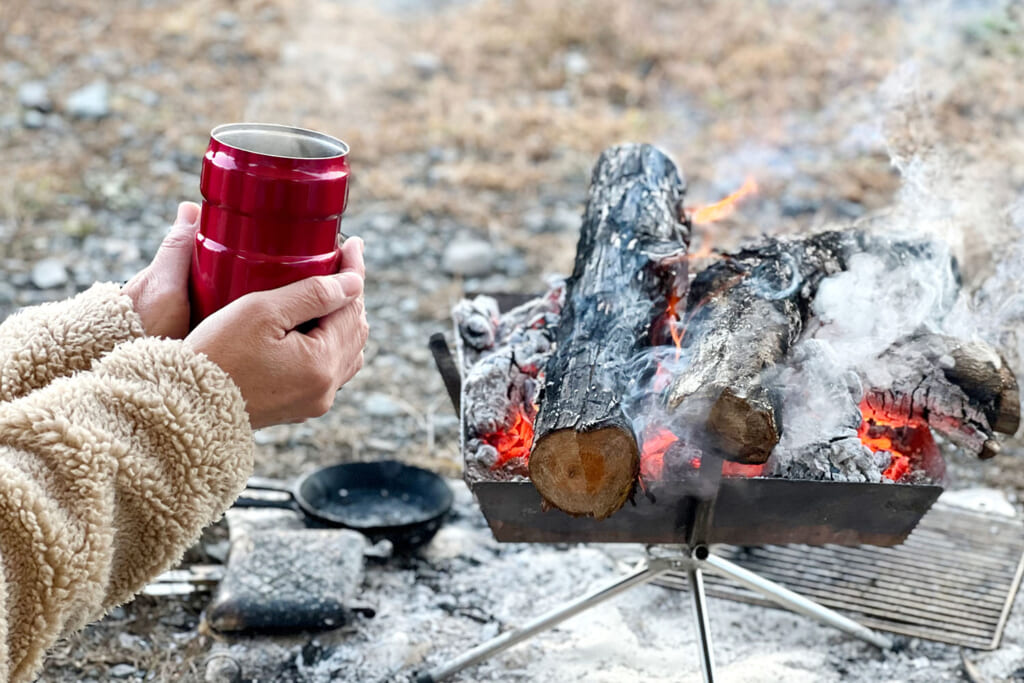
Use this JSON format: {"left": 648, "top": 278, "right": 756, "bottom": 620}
{"left": 468, "top": 479, "right": 943, "bottom": 547}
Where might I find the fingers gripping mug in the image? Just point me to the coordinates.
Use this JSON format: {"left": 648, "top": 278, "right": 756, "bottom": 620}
{"left": 189, "top": 123, "right": 351, "bottom": 325}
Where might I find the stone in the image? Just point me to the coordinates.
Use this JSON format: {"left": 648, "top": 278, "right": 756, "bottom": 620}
{"left": 18, "top": 80, "right": 52, "bottom": 111}
{"left": 563, "top": 51, "right": 589, "bottom": 76}
{"left": 67, "top": 80, "right": 111, "bottom": 119}
{"left": 410, "top": 52, "right": 443, "bottom": 79}
{"left": 549, "top": 205, "right": 580, "bottom": 233}
{"left": 442, "top": 238, "right": 496, "bottom": 277}
{"left": 22, "top": 110, "right": 45, "bottom": 129}
{"left": 204, "top": 653, "right": 241, "bottom": 683}
{"left": 30, "top": 258, "right": 68, "bottom": 289}
{"left": 117, "top": 632, "right": 147, "bottom": 651}
{"left": 109, "top": 663, "right": 136, "bottom": 678}
{"left": 365, "top": 392, "right": 405, "bottom": 417}
{"left": 216, "top": 11, "right": 239, "bottom": 29}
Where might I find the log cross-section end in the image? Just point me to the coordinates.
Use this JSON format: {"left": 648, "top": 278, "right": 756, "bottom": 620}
{"left": 528, "top": 428, "right": 640, "bottom": 520}
{"left": 707, "top": 389, "right": 780, "bottom": 464}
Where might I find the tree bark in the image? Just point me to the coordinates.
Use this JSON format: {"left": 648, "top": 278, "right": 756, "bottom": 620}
{"left": 529, "top": 144, "right": 690, "bottom": 519}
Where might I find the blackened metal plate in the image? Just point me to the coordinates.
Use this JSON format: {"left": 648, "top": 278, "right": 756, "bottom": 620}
{"left": 470, "top": 478, "right": 942, "bottom": 547}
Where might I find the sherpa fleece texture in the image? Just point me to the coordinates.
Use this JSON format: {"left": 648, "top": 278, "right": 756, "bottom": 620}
{"left": 0, "top": 284, "right": 253, "bottom": 682}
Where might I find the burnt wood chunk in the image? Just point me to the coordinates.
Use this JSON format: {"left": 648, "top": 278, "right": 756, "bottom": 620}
{"left": 668, "top": 231, "right": 957, "bottom": 464}
{"left": 529, "top": 144, "right": 690, "bottom": 519}
{"left": 864, "top": 334, "right": 1020, "bottom": 460}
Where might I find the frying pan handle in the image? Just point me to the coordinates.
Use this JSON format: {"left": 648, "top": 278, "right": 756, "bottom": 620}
{"left": 244, "top": 476, "right": 293, "bottom": 493}
{"left": 232, "top": 495, "right": 297, "bottom": 510}
{"left": 233, "top": 476, "right": 297, "bottom": 511}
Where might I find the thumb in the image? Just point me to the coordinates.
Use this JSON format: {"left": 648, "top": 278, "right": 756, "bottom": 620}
{"left": 258, "top": 272, "right": 364, "bottom": 330}
{"left": 151, "top": 202, "right": 201, "bottom": 275}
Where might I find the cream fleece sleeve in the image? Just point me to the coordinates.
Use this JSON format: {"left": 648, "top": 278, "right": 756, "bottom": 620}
{"left": 0, "top": 283, "right": 145, "bottom": 403}
{"left": 0, "top": 337, "right": 253, "bottom": 683}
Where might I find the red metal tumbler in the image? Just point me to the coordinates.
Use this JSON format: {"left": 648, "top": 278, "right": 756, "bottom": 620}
{"left": 189, "top": 123, "right": 350, "bottom": 325}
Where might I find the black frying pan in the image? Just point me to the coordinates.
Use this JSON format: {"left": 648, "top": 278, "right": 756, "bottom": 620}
{"left": 234, "top": 460, "right": 453, "bottom": 552}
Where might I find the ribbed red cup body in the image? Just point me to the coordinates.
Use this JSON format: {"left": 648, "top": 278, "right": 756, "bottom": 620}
{"left": 189, "top": 123, "right": 350, "bottom": 324}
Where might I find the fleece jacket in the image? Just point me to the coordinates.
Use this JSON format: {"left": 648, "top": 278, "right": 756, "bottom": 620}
{"left": 0, "top": 283, "right": 253, "bottom": 682}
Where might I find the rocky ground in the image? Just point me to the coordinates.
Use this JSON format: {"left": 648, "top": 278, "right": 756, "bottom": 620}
{"left": 2, "top": 0, "right": 1024, "bottom": 681}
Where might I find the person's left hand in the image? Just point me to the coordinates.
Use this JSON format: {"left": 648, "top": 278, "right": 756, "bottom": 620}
{"left": 123, "top": 202, "right": 200, "bottom": 339}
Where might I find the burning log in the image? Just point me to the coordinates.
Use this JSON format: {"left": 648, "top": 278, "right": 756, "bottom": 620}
{"left": 667, "top": 231, "right": 957, "bottom": 464}
{"left": 528, "top": 144, "right": 690, "bottom": 519}
{"left": 861, "top": 334, "right": 1020, "bottom": 460}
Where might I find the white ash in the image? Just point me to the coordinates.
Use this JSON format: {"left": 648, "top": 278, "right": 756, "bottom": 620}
{"left": 766, "top": 340, "right": 887, "bottom": 482}
{"left": 454, "top": 284, "right": 564, "bottom": 481}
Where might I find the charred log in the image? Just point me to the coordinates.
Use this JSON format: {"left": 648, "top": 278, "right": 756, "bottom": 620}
{"left": 668, "top": 230, "right": 957, "bottom": 464}
{"left": 529, "top": 144, "right": 690, "bottom": 519}
{"left": 862, "top": 334, "right": 1020, "bottom": 460}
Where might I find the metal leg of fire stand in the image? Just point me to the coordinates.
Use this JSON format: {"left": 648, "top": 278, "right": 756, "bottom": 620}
{"left": 688, "top": 565, "right": 716, "bottom": 683}
{"left": 415, "top": 557, "right": 681, "bottom": 683}
{"left": 696, "top": 547, "right": 893, "bottom": 650}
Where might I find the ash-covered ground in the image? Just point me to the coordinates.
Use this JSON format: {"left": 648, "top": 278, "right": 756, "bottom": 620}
{"left": 2, "top": 0, "right": 1023, "bottom": 680}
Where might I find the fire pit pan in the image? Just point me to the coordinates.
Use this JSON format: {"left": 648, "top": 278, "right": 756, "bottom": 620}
{"left": 439, "top": 294, "right": 943, "bottom": 548}
{"left": 469, "top": 477, "right": 942, "bottom": 547}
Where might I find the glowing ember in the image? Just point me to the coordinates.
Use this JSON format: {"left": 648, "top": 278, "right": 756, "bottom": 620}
{"left": 688, "top": 177, "right": 758, "bottom": 225}
{"left": 640, "top": 428, "right": 677, "bottom": 481}
{"left": 639, "top": 429, "right": 769, "bottom": 482}
{"left": 722, "top": 461, "right": 768, "bottom": 477}
{"left": 857, "top": 399, "right": 937, "bottom": 482}
{"left": 484, "top": 409, "right": 535, "bottom": 470}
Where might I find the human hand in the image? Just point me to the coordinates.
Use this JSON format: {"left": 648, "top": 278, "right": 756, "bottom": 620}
{"left": 122, "top": 202, "right": 200, "bottom": 339}
{"left": 184, "top": 237, "right": 368, "bottom": 429}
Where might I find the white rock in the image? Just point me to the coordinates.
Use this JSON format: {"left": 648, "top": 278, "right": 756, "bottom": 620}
{"left": 442, "top": 239, "right": 496, "bottom": 276}
{"left": 22, "top": 110, "right": 45, "bottom": 129}
{"left": 67, "top": 80, "right": 110, "bottom": 119}
{"left": 31, "top": 258, "right": 68, "bottom": 289}
{"left": 18, "top": 81, "right": 52, "bottom": 111}
{"left": 410, "top": 52, "right": 442, "bottom": 79}
{"left": 564, "top": 51, "right": 590, "bottom": 76}
{"left": 109, "top": 663, "right": 136, "bottom": 678}
{"left": 365, "top": 393, "right": 405, "bottom": 418}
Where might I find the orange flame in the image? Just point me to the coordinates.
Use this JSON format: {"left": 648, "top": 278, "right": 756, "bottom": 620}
{"left": 666, "top": 291, "right": 685, "bottom": 351}
{"left": 689, "top": 177, "right": 759, "bottom": 225}
{"left": 857, "top": 399, "right": 936, "bottom": 482}
{"left": 485, "top": 409, "right": 535, "bottom": 470}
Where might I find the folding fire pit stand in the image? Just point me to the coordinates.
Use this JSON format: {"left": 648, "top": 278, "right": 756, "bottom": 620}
{"left": 417, "top": 476, "right": 894, "bottom": 683}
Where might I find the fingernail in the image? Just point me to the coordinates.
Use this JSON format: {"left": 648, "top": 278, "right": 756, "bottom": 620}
{"left": 336, "top": 272, "right": 363, "bottom": 299}
{"left": 174, "top": 201, "right": 201, "bottom": 228}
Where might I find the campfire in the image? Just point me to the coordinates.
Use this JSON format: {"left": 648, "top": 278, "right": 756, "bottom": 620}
{"left": 453, "top": 144, "right": 1020, "bottom": 529}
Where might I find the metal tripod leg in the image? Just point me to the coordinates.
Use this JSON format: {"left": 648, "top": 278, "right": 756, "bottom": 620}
{"left": 688, "top": 566, "right": 716, "bottom": 683}
{"left": 416, "top": 557, "right": 679, "bottom": 683}
{"left": 698, "top": 548, "right": 893, "bottom": 650}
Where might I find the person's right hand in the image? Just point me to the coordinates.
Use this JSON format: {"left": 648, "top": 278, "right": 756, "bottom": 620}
{"left": 184, "top": 238, "right": 369, "bottom": 429}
